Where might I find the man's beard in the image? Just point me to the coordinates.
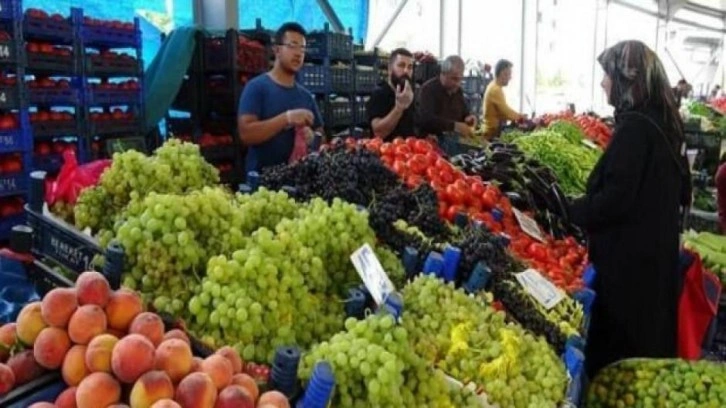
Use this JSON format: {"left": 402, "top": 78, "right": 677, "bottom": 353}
{"left": 391, "top": 74, "right": 411, "bottom": 89}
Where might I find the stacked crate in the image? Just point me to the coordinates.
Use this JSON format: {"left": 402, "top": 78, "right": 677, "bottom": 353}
{"left": 353, "top": 47, "right": 389, "bottom": 133}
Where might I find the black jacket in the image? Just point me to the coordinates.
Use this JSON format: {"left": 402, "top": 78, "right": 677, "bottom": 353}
{"left": 569, "top": 108, "right": 690, "bottom": 377}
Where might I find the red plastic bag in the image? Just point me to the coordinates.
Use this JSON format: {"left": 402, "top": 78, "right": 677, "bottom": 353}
{"left": 677, "top": 249, "right": 722, "bottom": 359}
{"left": 288, "top": 127, "right": 310, "bottom": 164}
{"left": 45, "top": 151, "right": 111, "bottom": 206}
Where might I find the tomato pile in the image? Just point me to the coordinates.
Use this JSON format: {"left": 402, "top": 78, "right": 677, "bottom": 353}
{"left": 575, "top": 115, "right": 612, "bottom": 147}
{"left": 711, "top": 97, "right": 726, "bottom": 114}
{"left": 358, "top": 136, "right": 588, "bottom": 291}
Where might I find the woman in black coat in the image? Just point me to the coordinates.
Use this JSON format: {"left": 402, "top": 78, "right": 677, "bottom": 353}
{"left": 568, "top": 40, "right": 691, "bottom": 378}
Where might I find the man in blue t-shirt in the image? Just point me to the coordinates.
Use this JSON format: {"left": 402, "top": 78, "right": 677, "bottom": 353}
{"left": 238, "top": 22, "right": 323, "bottom": 173}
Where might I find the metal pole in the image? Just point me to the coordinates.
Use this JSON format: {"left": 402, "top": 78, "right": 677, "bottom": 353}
{"left": 591, "top": 0, "right": 601, "bottom": 109}
{"left": 533, "top": 0, "right": 539, "bottom": 115}
{"left": 316, "top": 0, "right": 346, "bottom": 33}
{"left": 457, "top": 0, "right": 463, "bottom": 56}
{"left": 372, "top": 0, "right": 410, "bottom": 48}
{"left": 440, "top": 0, "right": 445, "bottom": 58}
{"left": 519, "top": 0, "right": 526, "bottom": 113}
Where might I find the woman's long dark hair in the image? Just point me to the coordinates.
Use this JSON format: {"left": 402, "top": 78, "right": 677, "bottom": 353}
{"left": 597, "top": 40, "right": 685, "bottom": 151}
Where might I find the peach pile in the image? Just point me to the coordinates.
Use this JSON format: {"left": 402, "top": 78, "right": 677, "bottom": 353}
{"left": 0, "top": 271, "right": 281, "bottom": 408}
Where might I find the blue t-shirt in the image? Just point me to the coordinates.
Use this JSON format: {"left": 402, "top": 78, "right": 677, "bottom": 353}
{"left": 238, "top": 74, "right": 323, "bottom": 173}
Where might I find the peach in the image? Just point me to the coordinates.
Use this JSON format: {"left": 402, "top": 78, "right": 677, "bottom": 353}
{"left": 0, "top": 363, "right": 14, "bottom": 395}
{"left": 16, "top": 302, "right": 47, "bottom": 346}
{"left": 108, "top": 405, "right": 130, "bottom": 408}
{"left": 85, "top": 333, "right": 118, "bottom": 373}
{"left": 175, "top": 372, "right": 217, "bottom": 408}
{"left": 7, "top": 350, "right": 45, "bottom": 385}
{"left": 215, "top": 385, "right": 255, "bottom": 408}
{"left": 190, "top": 357, "right": 203, "bottom": 373}
{"left": 76, "top": 372, "right": 121, "bottom": 408}
{"left": 230, "top": 373, "right": 259, "bottom": 401}
{"left": 201, "top": 354, "right": 233, "bottom": 390}
{"left": 41, "top": 287, "right": 78, "bottom": 328}
{"left": 28, "top": 403, "right": 55, "bottom": 408}
{"left": 129, "top": 313, "right": 164, "bottom": 346}
{"left": 111, "top": 334, "right": 154, "bottom": 383}
{"left": 154, "top": 339, "right": 192, "bottom": 383}
{"left": 62, "top": 345, "right": 88, "bottom": 386}
{"left": 55, "top": 386, "right": 77, "bottom": 408}
{"left": 0, "top": 323, "right": 16, "bottom": 362}
{"left": 129, "top": 370, "right": 174, "bottom": 408}
{"left": 259, "top": 391, "right": 290, "bottom": 408}
{"left": 33, "top": 327, "right": 71, "bottom": 369}
{"left": 216, "top": 346, "right": 243, "bottom": 374}
{"left": 150, "top": 399, "right": 181, "bottom": 408}
{"left": 162, "top": 329, "right": 190, "bottom": 345}
{"left": 75, "top": 271, "right": 111, "bottom": 307}
{"left": 68, "top": 305, "right": 107, "bottom": 345}
{"left": 106, "top": 328, "right": 126, "bottom": 338}
{"left": 105, "top": 289, "right": 143, "bottom": 331}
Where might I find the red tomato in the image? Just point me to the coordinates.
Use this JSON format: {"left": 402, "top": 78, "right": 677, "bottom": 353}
{"left": 392, "top": 137, "right": 405, "bottom": 146}
{"left": 392, "top": 160, "right": 407, "bottom": 174}
{"left": 426, "top": 167, "right": 439, "bottom": 181}
{"left": 413, "top": 139, "right": 432, "bottom": 154}
{"left": 394, "top": 144, "right": 412, "bottom": 158}
{"left": 408, "top": 154, "right": 428, "bottom": 175}
{"left": 406, "top": 175, "right": 424, "bottom": 188}
{"left": 469, "top": 197, "right": 482, "bottom": 211}
{"left": 527, "top": 243, "right": 548, "bottom": 262}
{"left": 380, "top": 143, "right": 393, "bottom": 156}
{"left": 438, "top": 202, "right": 448, "bottom": 219}
{"left": 445, "top": 185, "right": 465, "bottom": 206}
{"left": 453, "top": 179, "right": 468, "bottom": 191}
{"left": 481, "top": 190, "right": 497, "bottom": 210}
{"left": 439, "top": 170, "right": 454, "bottom": 185}
{"left": 425, "top": 151, "right": 439, "bottom": 164}
{"left": 446, "top": 205, "right": 463, "bottom": 221}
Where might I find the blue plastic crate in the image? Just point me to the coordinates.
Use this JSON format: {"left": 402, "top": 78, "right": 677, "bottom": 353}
{"left": 87, "top": 118, "right": 142, "bottom": 136}
{"left": 23, "top": 14, "right": 75, "bottom": 43}
{"left": 298, "top": 65, "right": 353, "bottom": 94}
{"left": 0, "top": 171, "right": 27, "bottom": 197}
{"left": 85, "top": 54, "right": 142, "bottom": 76}
{"left": 0, "top": 373, "right": 64, "bottom": 408}
{"left": 322, "top": 99, "right": 353, "bottom": 128}
{"left": 85, "top": 87, "right": 141, "bottom": 106}
{"left": 306, "top": 29, "right": 353, "bottom": 61}
{"left": 28, "top": 87, "right": 82, "bottom": 106}
{"left": 32, "top": 153, "right": 63, "bottom": 173}
{"left": 80, "top": 18, "right": 141, "bottom": 49}
{"left": 0, "top": 84, "right": 21, "bottom": 110}
{"left": 32, "top": 120, "right": 80, "bottom": 138}
{"left": 26, "top": 52, "right": 79, "bottom": 75}
{"left": 0, "top": 0, "right": 21, "bottom": 21}
{"left": 0, "top": 129, "right": 28, "bottom": 154}
{"left": 0, "top": 39, "right": 22, "bottom": 66}
{"left": 0, "top": 212, "right": 24, "bottom": 239}
{"left": 355, "top": 68, "right": 378, "bottom": 93}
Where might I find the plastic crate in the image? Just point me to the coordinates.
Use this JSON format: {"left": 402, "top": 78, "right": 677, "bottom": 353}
{"left": 354, "top": 48, "right": 389, "bottom": 67}
{"left": 0, "top": 171, "right": 27, "bottom": 197}
{"left": 87, "top": 118, "right": 141, "bottom": 136}
{"left": 80, "top": 17, "right": 141, "bottom": 49}
{"left": 171, "top": 77, "right": 198, "bottom": 112}
{"left": 238, "top": 41, "right": 267, "bottom": 73}
{"left": 32, "top": 153, "right": 63, "bottom": 173}
{"left": 306, "top": 28, "right": 353, "bottom": 61}
{"left": 298, "top": 65, "right": 353, "bottom": 94}
{"left": 32, "top": 119, "right": 79, "bottom": 138}
{"left": 414, "top": 61, "right": 439, "bottom": 84}
{"left": 0, "top": 212, "right": 23, "bottom": 240}
{"left": 354, "top": 99, "right": 368, "bottom": 126}
{"left": 0, "top": 38, "right": 22, "bottom": 66}
{"left": 323, "top": 99, "right": 353, "bottom": 128}
{"left": 0, "top": 373, "right": 64, "bottom": 408}
{"left": 0, "top": 0, "right": 22, "bottom": 21}
{"left": 0, "top": 84, "right": 21, "bottom": 110}
{"left": 165, "top": 117, "right": 194, "bottom": 138}
{"left": 85, "top": 55, "right": 142, "bottom": 76}
{"left": 355, "top": 68, "right": 378, "bottom": 93}
{"left": 85, "top": 87, "right": 141, "bottom": 106}
{"left": 23, "top": 14, "right": 74, "bottom": 42}
{"left": 26, "top": 52, "right": 78, "bottom": 75}
{"left": 28, "top": 87, "right": 81, "bottom": 106}
{"left": 0, "top": 128, "right": 28, "bottom": 153}
{"left": 203, "top": 34, "right": 235, "bottom": 72}
{"left": 201, "top": 145, "right": 236, "bottom": 162}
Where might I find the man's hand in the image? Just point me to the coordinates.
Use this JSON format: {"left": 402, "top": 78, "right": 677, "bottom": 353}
{"left": 464, "top": 115, "right": 477, "bottom": 127}
{"left": 395, "top": 81, "right": 414, "bottom": 110}
{"left": 287, "top": 109, "right": 314, "bottom": 127}
{"left": 454, "top": 122, "right": 474, "bottom": 138}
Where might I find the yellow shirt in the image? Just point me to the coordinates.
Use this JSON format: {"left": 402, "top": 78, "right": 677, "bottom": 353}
{"left": 481, "top": 82, "right": 520, "bottom": 139}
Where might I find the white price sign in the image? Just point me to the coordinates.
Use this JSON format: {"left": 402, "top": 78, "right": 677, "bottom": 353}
{"left": 515, "top": 269, "right": 565, "bottom": 310}
{"left": 513, "top": 208, "right": 546, "bottom": 242}
{"left": 350, "top": 243, "right": 395, "bottom": 305}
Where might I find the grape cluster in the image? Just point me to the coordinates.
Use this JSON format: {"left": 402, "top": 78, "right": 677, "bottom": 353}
{"left": 401, "top": 275, "right": 568, "bottom": 407}
{"left": 74, "top": 139, "right": 219, "bottom": 234}
{"left": 261, "top": 146, "right": 400, "bottom": 206}
{"left": 299, "top": 314, "right": 485, "bottom": 408}
{"left": 455, "top": 225, "right": 523, "bottom": 284}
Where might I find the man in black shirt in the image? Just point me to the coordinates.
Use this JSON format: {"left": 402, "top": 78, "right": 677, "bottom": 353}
{"left": 366, "top": 48, "right": 415, "bottom": 139}
{"left": 418, "top": 55, "right": 476, "bottom": 137}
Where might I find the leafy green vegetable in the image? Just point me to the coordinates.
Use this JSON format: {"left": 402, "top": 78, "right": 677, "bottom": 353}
{"left": 688, "top": 101, "right": 711, "bottom": 117}
{"left": 500, "top": 130, "right": 528, "bottom": 143}
{"left": 513, "top": 130, "right": 601, "bottom": 195}
{"left": 548, "top": 120, "right": 584, "bottom": 144}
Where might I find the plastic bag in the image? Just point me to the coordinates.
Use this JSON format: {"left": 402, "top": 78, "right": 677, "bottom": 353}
{"left": 677, "top": 249, "right": 722, "bottom": 359}
{"left": 45, "top": 151, "right": 111, "bottom": 206}
{"left": 288, "top": 126, "right": 311, "bottom": 164}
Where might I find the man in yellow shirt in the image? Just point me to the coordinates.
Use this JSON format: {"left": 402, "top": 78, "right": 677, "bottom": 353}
{"left": 481, "top": 59, "right": 523, "bottom": 139}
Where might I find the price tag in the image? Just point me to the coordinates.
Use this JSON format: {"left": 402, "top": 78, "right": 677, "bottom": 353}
{"left": 350, "top": 243, "right": 395, "bottom": 305}
{"left": 0, "top": 92, "right": 7, "bottom": 104}
{"left": 581, "top": 139, "right": 599, "bottom": 149}
{"left": 512, "top": 208, "right": 545, "bottom": 242}
{"left": 514, "top": 269, "right": 565, "bottom": 309}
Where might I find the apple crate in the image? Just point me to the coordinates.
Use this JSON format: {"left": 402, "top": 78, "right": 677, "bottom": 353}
{"left": 80, "top": 15, "right": 141, "bottom": 49}
{"left": 28, "top": 87, "right": 81, "bottom": 106}
{"left": 306, "top": 27, "right": 353, "bottom": 61}
{"left": 26, "top": 52, "right": 79, "bottom": 75}
{"left": 0, "top": 171, "right": 27, "bottom": 197}
{"left": 23, "top": 11, "right": 75, "bottom": 42}
{"left": 85, "top": 54, "right": 142, "bottom": 76}
{"left": 0, "top": 0, "right": 22, "bottom": 21}
{"left": 0, "top": 84, "right": 20, "bottom": 110}
{"left": 85, "top": 87, "right": 142, "bottom": 106}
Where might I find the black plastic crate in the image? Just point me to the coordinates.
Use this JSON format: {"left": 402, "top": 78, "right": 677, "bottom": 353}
{"left": 32, "top": 153, "right": 63, "bottom": 173}
{"left": 28, "top": 87, "right": 81, "bottom": 106}
{"left": 354, "top": 98, "right": 368, "bottom": 126}
{"left": 165, "top": 117, "right": 194, "bottom": 138}
{"left": 171, "top": 77, "right": 198, "bottom": 112}
{"left": 298, "top": 65, "right": 353, "bottom": 94}
{"left": 354, "top": 48, "right": 389, "bottom": 67}
{"left": 0, "top": 84, "right": 21, "bottom": 110}
{"left": 321, "top": 99, "right": 353, "bottom": 128}
{"left": 306, "top": 27, "right": 353, "bottom": 61}
{"left": 86, "top": 55, "right": 142, "bottom": 76}
{"left": 32, "top": 119, "right": 80, "bottom": 137}
{"left": 26, "top": 52, "right": 78, "bottom": 75}
{"left": 203, "top": 33, "right": 235, "bottom": 72}
{"left": 355, "top": 68, "right": 378, "bottom": 93}
{"left": 23, "top": 14, "right": 74, "bottom": 43}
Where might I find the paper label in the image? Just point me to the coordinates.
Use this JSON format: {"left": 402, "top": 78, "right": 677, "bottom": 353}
{"left": 512, "top": 208, "right": 546, "bottom": 242}
{"left": 444, "top": 374, "right": 496, "bottom": 407}
{"left": 581, "top": 139, "right": 599, "bottom": 149}
{"left": 350, "top": 243, "right": 395, "bottom": 305}
{"left": 515, "top": 269, "right": 565, "bottom": 309}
